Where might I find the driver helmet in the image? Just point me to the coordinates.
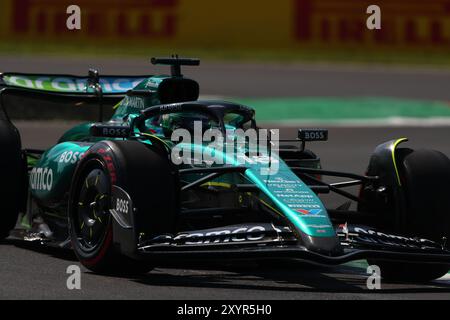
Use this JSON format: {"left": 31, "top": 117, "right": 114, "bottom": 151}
{"left": 160, "top": 112, "right": 213, "bottom": 137}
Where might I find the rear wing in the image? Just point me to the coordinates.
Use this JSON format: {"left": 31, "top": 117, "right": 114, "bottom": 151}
{"left": 0, "top": 71, "right": 149, "bottom": 121}
{"left": 0, "top": 72, "right": 147, "bottom": 95}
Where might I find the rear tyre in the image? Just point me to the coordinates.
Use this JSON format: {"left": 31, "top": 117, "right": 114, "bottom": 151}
{"left": 68, "top": 140, "right": 177, "bottom": 275}
{"left": 0, "top": 120, "right": 25, "bottom": 240}
{"left": 369, "top": 149, "right": 450, "bottom": 282}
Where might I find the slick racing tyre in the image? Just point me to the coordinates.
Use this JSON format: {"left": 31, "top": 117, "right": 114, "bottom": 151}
{"left": 0, "top": 120, "right": 25, "bottom": 240}
{"left": 370, "top": 149, "right": 450, "bottom": 282}
{"left": 68, "top": 140, "right": 177, "bottom": 275}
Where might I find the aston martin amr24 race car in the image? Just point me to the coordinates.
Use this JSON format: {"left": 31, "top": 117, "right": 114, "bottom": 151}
{"left": 1, "top": 57, "right": 450, "bottom": 282}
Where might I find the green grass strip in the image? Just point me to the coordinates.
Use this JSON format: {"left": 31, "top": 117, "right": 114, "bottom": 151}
{"left": 235, "top": 97, "right": 450, "bottom": 121}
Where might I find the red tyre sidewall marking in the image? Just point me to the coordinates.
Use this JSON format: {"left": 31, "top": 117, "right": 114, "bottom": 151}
{"left": 81, "top": 226, "right": 113, "bottom": 267}
{"left": 80, "top": 146, "right": 117, "bottom": 267}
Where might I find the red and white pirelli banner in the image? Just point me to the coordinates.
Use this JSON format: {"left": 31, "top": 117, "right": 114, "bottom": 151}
{"left": 0, "top": 0, "right": 449, "bottom": 48}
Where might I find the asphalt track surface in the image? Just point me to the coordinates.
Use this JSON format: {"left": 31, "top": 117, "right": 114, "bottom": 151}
{"left": 1, "top": 56, "right": 450, "bottom": 299}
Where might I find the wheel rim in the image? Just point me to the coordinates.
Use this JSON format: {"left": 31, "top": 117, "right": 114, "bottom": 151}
{"left": 74, "top": 166, "right": 110, "bottom": 253}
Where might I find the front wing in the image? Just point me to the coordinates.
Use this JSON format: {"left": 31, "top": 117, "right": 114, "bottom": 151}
{"left": 118, "top": 221, "right": 450, "bottom": 266}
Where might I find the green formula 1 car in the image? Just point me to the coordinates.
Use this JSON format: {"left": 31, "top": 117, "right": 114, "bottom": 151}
{"left": 1, "top": 57, "right": 449, "bottom": 282}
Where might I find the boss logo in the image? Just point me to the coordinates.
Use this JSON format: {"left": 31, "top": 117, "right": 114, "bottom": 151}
{"left": 102, "top": 128, "right": 128, "bottom": 136}
{"left": 116, "top": 198, "right": 129, "bottom": 214}
{"left": 91, "top": 125, "right": 130, "bottom": 138}
{"left": 298, "top": 129, "right": 328, "bottom": 141}
{"left": 58, "top": 151, "right": 84, "bottom": 164}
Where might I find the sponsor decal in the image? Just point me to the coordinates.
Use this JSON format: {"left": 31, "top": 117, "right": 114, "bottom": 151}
{"left": 101, "top": 127, "right": 129, "bottom": 137}
{"left": 58, "top": 151, "right": 84, "bottom": 164}
{"left": 160, "top": 104, "right": 183, "bottom": 113}
{"left": 115, "top": 198, "right": 129, "bottom": 215}
{"left": 296, "top": 208, "right": 322, "bottom": 215}
{"left": 175, "top": 226, "right": 265, "bottom": 245}
{"left": 120, "top": 96, "right": 146, "bottom": 110}
{"left": 2, "top": 75, "right": 145, "bottom": 93}
{"left": 298, "top": 129, "right": 328, "bottom": 141}
{"left": 103, "top": 128, "right": 127, "bottom": 136}
{"left": 295, "top": 0, "right": 450, "bottom": 46}
{"left": 30, "top": 167, "right": 53, "bottom": 191}
{"left": 144, "top": 78, "right": 161, "bottom": 90}
{"left": 109, "top": 185, "right": 133, "bottom": 228}
{"left": 337, "top": 224, "right": 440, "bottom": 249}
{"left": 2, "top": 0, "right": 449, "bottom": 49}
{"left": 171, "top": 224, "right": 292, "bottom": 245}
{"left": 353, "top": 226, "right": 429, "bottom": 244}
{"left": 9, "top": 0, "right": 177, "bottom": 38}
{"left": 97, "top": 148, "right": 117, "bottom": 184}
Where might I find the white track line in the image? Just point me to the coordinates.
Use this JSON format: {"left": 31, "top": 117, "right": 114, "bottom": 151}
{"left": 260, "top": 117, "right": 450, "bottom": 127}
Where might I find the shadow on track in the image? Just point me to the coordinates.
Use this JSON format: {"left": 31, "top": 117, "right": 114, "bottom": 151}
{"left": 86, "top": 260, "right": 450, "bottom": 295}
{"left": 5, "top": 239, "right": 450, "bottom": 295}
{"left": 5, "top": 239, "right": 78, "bottom": 262}
{"left": 134, "top": 268, "right": 450, "bottom": 295}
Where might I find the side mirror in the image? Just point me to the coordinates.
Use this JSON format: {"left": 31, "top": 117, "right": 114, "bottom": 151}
{"left": 87, "top": 69, "right": 103, "bottom": 122}
{"left": 88, "top": 69, "right": 99, "bottom": 87}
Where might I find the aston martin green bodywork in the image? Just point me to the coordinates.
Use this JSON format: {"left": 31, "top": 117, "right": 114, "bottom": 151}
{"left": 26, "top": 71, "right": 334, "bottom": 238}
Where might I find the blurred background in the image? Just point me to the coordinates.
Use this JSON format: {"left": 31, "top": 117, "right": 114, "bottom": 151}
{"left": 1, "top": 0, "right": 450, "bottom": 63}
{"left": 0, "top": 0, "right": 448, "bottom": 149}
{"left": 1, "top": 0, "right": 450, "bottom": 122}
{"left": 0, "top": 0, "right": 449, "bottom": 206}
{"left": 1, "top": 0, "right": 450, "bottom": 298}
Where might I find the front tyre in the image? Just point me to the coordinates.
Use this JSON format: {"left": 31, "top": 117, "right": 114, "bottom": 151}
{"left": 69, "top": 154, "right": 152, "bottom": 275}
